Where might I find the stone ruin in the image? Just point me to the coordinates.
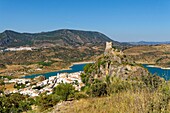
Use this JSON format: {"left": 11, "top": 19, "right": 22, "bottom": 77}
{"left": 105, "top": 42, "right": 123, "bottom": 56}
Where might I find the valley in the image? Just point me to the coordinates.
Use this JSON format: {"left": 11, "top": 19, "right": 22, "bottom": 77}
{"left": 0, "top": 29, "right": 114, "bottom": 78}
{"left": 0, "top": 29, "right": 170, "bottom": 113}
{"left": 0, "top": 45, "right": 103, "bottom": 77}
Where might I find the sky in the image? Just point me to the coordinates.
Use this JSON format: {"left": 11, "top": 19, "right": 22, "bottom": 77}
{"left": 0, "top": 0, "right": 170, "bottom": 42}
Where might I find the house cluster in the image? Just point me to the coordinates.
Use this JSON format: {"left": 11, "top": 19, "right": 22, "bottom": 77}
{"left": 4, "top": 47, "right": 33, "bottom": 51}
{"left": 4, "top": 47, "right": 32, "bottom": 51}
{"left": 4, "top": 72, "right": 84, "bottom": 97}
{"left": 4, "top": 78, "right": 31, "bottom": 84}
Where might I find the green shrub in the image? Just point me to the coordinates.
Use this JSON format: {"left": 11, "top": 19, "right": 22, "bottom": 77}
{"left": 80, "top": 73, "right": 90, "bottom": 85}
{"left": 74, "top": 92, "right": 88, "bottom": 100}
{"left": 0, "top": 93, "right": 32, "bottom": 113}
{"left": 0, "top": 76, "right": 14, "bottom": 80}
{"left": 141, "top": 74, "right": 163, "bottom": 90}
{"left": 90, "top": 82, "right": 107, "bottom": 97}
{"left": 53, "top": 83, "right": 76, "bottom": 101}
{"left": 38, "top": 61, "right": 53, "bottom": 66}
{"left": 14, "top": 83, "right": 26, "bottom": 90}
{"left": 0, "top": 79, "right": 5, "bottom": 85}
{"left": 35, "top": 83, "right": 77, "bottom": 111}
{"left": 36, "top": 94, "right": 61, "bottom": 111}
{"left": 83, "top": 63, "right": 94, "bottom": 74}
{"left": 159, "top": 82, "right": 170, "bottom": 96}
{"left": 109, "top": 77, "right": 131, "bottom": 93}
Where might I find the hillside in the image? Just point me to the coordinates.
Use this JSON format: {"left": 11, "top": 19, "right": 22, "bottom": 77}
{"left": 80, "top": 45, "right": 149, "bottom": 86}
{"left": 0, "top": 29, "right": 130, "bottom": 77}
{"left": 47, "top": 43, "right": 169, "bottom": 113}
{"left": 50, "top": 89, "right": 170, "bottom": 113}
{"left": 0, "top": 29, "right": 125, "bottom": 48}
{"left": 0, "top": 45, "right": 105, "bottom": 77}
{"left": 124, "top": 44, "right": 170, "bottom": 67}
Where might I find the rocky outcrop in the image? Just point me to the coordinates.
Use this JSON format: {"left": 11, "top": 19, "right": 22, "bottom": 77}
{"left": 84, "top": 45, "right": 149, "bottom": 83}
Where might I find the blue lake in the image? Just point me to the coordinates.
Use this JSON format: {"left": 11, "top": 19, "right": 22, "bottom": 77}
{"left": 24, "top": 63, "right": 88, "bottom": 79}
{"left": 143, "top": 64, "right": 170, "bottom": 80}
{"left": 24, "top": 63, "right": 170, "bottom": 80}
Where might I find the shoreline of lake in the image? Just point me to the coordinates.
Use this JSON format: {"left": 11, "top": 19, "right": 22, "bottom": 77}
{"left": 136, "top": 61, "right": 170, "bottom": 70}
{"left": 23, "top": 61, "right": 170, "bottom": 80}
{"left": 72, "top": 61, "right": 95, "bottom": 65}
{"left": 23, "top": 61, "right": 94, "bottom": 79}
{"left": 146, "top": 64, "right": 170, "bottom": 70}
{"left": 143, "top": 64, "right": 170, "bottom": 80}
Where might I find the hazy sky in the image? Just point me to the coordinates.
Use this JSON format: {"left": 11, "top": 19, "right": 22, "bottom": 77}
{"left": 0, "top": 0, "right": 170, "bottom": 42}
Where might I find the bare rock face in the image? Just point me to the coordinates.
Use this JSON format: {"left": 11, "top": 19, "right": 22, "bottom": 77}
{"left": 98, "top": 54, "right": 148, "bottom": 79}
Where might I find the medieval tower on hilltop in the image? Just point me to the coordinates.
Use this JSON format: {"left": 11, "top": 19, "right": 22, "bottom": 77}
{"left": 105, "top": 42, "right": 113, "bottom": 53}
{"left": 104, "top": 42, "right": 123, "bottom": 55}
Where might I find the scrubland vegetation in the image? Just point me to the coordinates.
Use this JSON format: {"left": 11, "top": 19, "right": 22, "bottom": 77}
{"left": 1, "top": 54, "right": 170, "bottom": 113}
{"left": 1, "top": 73, "right": 170, "bottom": 113}
{"left": 46, "top": 62, "right": 170, "bottom": 113}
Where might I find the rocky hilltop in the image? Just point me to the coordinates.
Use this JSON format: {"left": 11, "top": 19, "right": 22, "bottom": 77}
{"left": 82, "top": 42, "right": 149, "bottom": 85}
{"left": 48, "top": 43, "right": 165, "bottom": 113}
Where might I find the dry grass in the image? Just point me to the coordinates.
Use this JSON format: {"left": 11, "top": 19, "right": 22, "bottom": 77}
{"left": 50, "top": 90, "right": 170, "bottom": 113}
{"left": 123, "top": 44, "right": 170, "bottom": 66}
{"left": 0, "top": 83, "right": 15, "bottom": 91}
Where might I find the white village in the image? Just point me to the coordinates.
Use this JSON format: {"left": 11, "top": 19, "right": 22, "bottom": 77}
{"left": 3, "top": 71, "right": 84, "bottom": 97}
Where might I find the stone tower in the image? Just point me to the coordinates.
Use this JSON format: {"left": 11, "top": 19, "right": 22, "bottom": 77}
{"left": 105, "top": 42, "right": 112, "bottom": 53}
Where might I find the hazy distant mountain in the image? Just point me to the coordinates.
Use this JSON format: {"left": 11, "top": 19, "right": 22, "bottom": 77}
{"left": 0, "top": 29, "right": 126, "bottom": 48}
{"left": 126, "top": 41, "right": 170, "bottom": 45}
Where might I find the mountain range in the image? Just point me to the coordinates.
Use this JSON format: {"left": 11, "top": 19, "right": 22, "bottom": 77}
{"left": 126, "top": 41, "right": 170, "bottom": 45}
{"left": 0, "top": 29, "right": 126, "bottom": 48}
{"left": 2, "top": 29, "right": 169, "bottom": 50}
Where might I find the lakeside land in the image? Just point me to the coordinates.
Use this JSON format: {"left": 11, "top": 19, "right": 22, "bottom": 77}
{"left": 2, "top": 44, "right": 170, "bottom": 79}
{"left": 0, "top": 45, "right": 102, "bottom": 78}
{"left": 146, "top": 64, "right": 170, "bottom": 70}
{"left": 124, "top": 44, "right": 170, "bottom": 68}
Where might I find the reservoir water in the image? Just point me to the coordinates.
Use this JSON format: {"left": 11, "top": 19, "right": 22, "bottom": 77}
{"left": 24, "top": 63, "right": 170, "bottom": 80}
{"left": 143, "top": 64, "right": 170, "bottom": 80}
{"left": 24, "top": 63, "right": 88, "bottom": 79}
